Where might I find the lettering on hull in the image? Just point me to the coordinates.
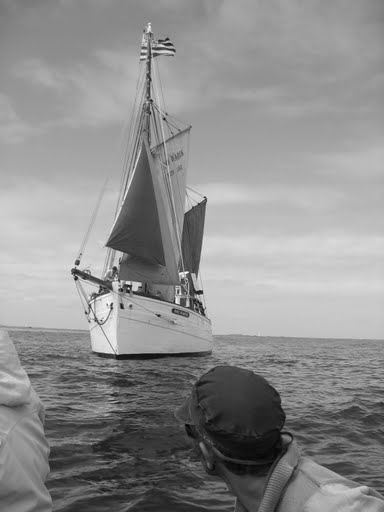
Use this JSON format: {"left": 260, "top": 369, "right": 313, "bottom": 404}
{"left": 172, "top": 307, "right": 190, "bottom": 318}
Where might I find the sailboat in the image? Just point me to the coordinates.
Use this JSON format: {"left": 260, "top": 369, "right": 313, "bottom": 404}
{"left": 71, "top": 23, "right": 213, "bottom": 358}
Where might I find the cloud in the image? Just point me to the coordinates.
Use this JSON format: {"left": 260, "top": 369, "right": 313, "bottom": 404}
{"left": 0, "top": 173, "right": 118, "bottom": 328}
{"left": 312, "top": 144, "right": 384, "bottom": 182}
{"left": 194, "top": 183, "right": 254, "bottom": 205}
{"left": 10, "top": 50, "right": 207, "bottom": 132}
{"left": 194, "top": 181, "right": 345, "bottom": 210}
{"left": 0, "top": 175, "right": 116, "bottom": 267}
{"left": 13, "top": 58, "right": 65, "bottom": 90}
{"left": 204, "top": 233, "right": 384, "bottom": 260}
{"left": 12, "top": 55, "right": 139, "bottom": 128}
{"left": 202, "top": 232, "right": 384, "bottom": 296}
{"left": 0, "top": 93, "right": 18, "bottom": 122}
{"left": 0, "top": 93, "right": 42, "bottom": 143}
{"left": 214, "top": 0, "right": 383, "bottom": 64}
{"left": 6, "top": 0, "right": 382, "bottom": 142}
{"left": 178, "top": 0, "right": 384, "bottom": 117}
{"left": 8, "top": 50, "right": 208, "bottom": 138}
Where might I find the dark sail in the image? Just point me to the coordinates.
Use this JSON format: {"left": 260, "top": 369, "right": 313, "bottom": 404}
{"left": 105, "top": 140, "right": 180, "bottom": 284}
{"left": 181, "top": 198, "right": 207, "bottom": 276}
{"left": 105, "top": 142, "right": 165, "bottom": 264}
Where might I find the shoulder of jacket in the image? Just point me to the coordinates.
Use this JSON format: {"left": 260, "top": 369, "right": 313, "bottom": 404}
{"left": 277, "top": 460, "right": 321, "bottom": 510}
{"left": 277, "top": 457, "right": 350, "bottom": 511}
{"left": 296, "top": 457, "right": 348, "bottom": 485}
{"left": 304, "top": 482, "right": 384, "bottom": 511}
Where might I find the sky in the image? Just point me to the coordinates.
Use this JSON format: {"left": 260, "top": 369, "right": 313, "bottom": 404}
{"left": 1, "top": 0, "right": 383, "bottom": 338}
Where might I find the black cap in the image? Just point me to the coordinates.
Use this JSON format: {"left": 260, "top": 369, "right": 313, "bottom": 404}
{"left": 175, "top": 366, "right": 285, "bottom": 463}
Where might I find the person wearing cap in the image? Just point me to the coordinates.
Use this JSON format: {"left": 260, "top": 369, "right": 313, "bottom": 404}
{"left": 175, "top": 365, "right": 384, "bottom": 512}
{"left": 0, "top": 330, "right": 52, "bottom": 511}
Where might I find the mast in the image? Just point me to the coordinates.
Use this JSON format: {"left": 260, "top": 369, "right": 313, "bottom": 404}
{"left": 103, "top": 22, "right": 152, "bottom": 278}
{"left": 144, "top": 22, "right": 152, "bottom": 144}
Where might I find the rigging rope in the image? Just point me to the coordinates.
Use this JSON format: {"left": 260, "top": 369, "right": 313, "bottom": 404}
{"left": 75, "top": 279, "right": 117, "bottom": 355}
{"left": 76, "top": 275, "right": 180, "bottom": 328}
{"left": 75, "top": 177, "right": 109, "bottom": 266}
{"left": 75, "top": 280, "right": 90, "bottom": 317}
{"left": 102, "top": 64, "right": 147, "bottom": 277}
{"left": 151, "top": 102, "right": 182, "bottom": 136}
{"left": 152, "top": 59, "right": 189, "bottom": 132}
{"left": 119, "top": 70, "right": 146, "bottom": 202}
{"left": 186, "top": 186, "right": 206, "bottom": 199}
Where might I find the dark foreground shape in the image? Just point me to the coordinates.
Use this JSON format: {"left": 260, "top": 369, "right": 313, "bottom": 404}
{"left": 94, "top": 351, "right": 212, "bottom": 360}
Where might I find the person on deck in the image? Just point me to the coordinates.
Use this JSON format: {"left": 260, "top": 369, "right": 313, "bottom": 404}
{"left": 175, "top": 365, "right": 384, "bottom": 512}
{"left": 0, "top": 330, "right": 52, "bottom": 511}
{"left": 104, "top": 265, "right": 118, "bottom": 283}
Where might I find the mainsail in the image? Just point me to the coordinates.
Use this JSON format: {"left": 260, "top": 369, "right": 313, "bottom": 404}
{"left": 106, "top": 141, "right": 165, "bottom": 263}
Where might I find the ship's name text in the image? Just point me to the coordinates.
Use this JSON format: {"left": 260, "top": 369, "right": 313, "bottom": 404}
{"left": 172, "top": 308, "right": 190, "bottom": 318}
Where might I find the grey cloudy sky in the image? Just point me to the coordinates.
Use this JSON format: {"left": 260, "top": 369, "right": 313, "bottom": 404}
{"left": 1, "top": 0, "right": 383, "bottom": 338}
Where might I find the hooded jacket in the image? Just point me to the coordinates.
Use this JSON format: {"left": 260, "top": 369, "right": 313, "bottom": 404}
{"left": 230, "top": 438, "right": 384, "bottom": 512}
{"left": 0, "top": 330, "right": 52, "bottom": 511}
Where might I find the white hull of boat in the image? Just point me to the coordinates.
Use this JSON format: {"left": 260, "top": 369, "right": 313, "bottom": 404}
{"left": 88, "top": 288, "right": 212, "bottom": 358}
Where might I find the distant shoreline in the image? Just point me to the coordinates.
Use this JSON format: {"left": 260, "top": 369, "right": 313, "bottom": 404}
{"left": 0, "top": 325, "right": 88, "bottom": 334}
{"left": 1, "top": 325, "right": 382, "bottom": 342}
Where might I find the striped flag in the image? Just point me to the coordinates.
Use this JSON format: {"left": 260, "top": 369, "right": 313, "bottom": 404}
{"left": 152, "top": 38, "right": 176, "bottom": 58}
{"left": 140, "top": 33, "right": 176, "bottom": 61}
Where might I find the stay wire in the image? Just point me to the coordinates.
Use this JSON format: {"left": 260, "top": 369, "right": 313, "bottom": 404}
{"left": 119, "top": 68, "right": 146, "bottom": 201}
{"left": 153, "top": 59, "right": 190, "bottom": 132}
{"left": 186, "top": 186, "right": 206, "bottom": 200}
{"left": 76, "top": 177, "right": 109, "bottom": 265}
{"left": 75, "top": 280, "right": 90, "bottom": 316}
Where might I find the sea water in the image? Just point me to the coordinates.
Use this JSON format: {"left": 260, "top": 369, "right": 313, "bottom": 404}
{"left": 8, "top": 328, "right": 384, "bottom": 511}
